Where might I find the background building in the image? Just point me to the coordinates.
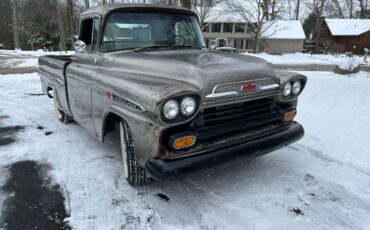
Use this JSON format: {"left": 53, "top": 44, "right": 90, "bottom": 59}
{"left": 320, "top": 19, "right": 370, "bottom": 54}
{"left": 202, "top": 20, "right": 306, "bottom": 54}
{"left": 261, "top": 20, "right": 306, "bottom": 54}
{"left": 202, "top": 21, "right": 255, "bottom": 51}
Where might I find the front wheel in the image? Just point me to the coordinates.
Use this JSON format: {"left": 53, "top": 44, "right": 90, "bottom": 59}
{"left": 118, "top": 121, "right": 151, "bottom": 186}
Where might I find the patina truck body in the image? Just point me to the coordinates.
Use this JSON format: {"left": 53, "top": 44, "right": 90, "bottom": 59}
{"left": 38, "top": 4, "right": 306, "bottom": 185}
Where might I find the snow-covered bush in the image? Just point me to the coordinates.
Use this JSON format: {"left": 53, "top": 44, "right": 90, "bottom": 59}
{"left": 335, "top": 57, "right": 361, "bottom": 75}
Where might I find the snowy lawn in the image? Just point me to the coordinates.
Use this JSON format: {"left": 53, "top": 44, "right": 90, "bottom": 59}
{"left": 0, "top": 49, "right": 74, "bottom": 57}
{"left": 0, "top": 56, "right": 370, "bottom": 229}
{"left": 0, "top": 49, "right": 74, "bottom": 69}
{"left": 249, "top": 52, "right": 370, "bottom": 67}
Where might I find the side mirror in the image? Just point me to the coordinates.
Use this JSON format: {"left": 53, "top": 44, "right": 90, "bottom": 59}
{"left": 73, "top": 40, "right": 97, "bottom": 64}
{"left": 74, "top": 40, "right": 86, "bottom": 53}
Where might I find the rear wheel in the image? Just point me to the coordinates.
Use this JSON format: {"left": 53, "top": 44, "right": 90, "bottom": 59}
{"left": 118, "top": 120, "right": 151, "bottom": 186}
{"left": 53, "top": 96, "right": 73, "bottom": 124}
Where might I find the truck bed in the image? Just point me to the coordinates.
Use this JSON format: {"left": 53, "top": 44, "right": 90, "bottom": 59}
{"left": 38, "top": 55, "right": 74, "bottom": 115}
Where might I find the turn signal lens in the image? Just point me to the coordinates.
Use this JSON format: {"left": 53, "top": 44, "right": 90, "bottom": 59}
{"left": 174, "top": 135, "right": 196, "bottom": 150}
{"left": 284, "top": 111, "right": 296, "bottom": 122}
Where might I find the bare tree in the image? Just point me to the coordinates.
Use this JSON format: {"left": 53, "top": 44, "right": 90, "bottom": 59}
{"left": 324, "top": 0, "right": 344, "bottom": 18}
{"left": 181, "top": 0, "right": 191, "bottom": 8}
{"left": 357, "top": 0, "right": 370, "bottom": 18}
{"left": 66, "top": 0, "right": 75, "bottom": 49}
{"left": 295, "top": 0, "right": 301, "bottom": 19}
{"left": 54, "top": 0, "right": 67, "bottom": 51}
{"left": 192, "top": 0, "right": 221, "bottom": 27}
{"left": 227, "top": 0, "right": 283, "bottom": 53}
{"left": 84, "top": 0, "right": 90, "bottom": 8}
{"left": 12, "top": 0, "right": 20, "bottom": 49}
{"left": 343, "top": 0, "right": 354, "bottom": 18}
{"left": 287, "top": 0, "right": 301, "bottom": 20}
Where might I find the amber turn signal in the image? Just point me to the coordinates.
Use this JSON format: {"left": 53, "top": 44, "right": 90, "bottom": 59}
{"left": 174, "top": 135, "right": 196, "bottom": 150}
{"left": 284, "top": 111, "right": 296, "bottom": 122}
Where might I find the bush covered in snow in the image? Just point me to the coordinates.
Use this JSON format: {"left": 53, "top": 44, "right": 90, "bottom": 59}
{"left": 335, "top": 57, "right": 361, "bottom": 75}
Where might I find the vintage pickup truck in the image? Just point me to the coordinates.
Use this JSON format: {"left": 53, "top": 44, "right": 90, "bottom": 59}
{"left": 38, "top": 4, "right": 306, "bottom": 186}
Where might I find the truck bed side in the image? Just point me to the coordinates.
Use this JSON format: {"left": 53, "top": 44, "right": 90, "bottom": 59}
{"left": 38, "top": 55, "right": 73, "bottom": 116}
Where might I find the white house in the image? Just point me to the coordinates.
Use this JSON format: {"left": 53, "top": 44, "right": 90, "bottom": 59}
{"left": 261, "top": 20, "right": 306, "bottom": 54}
{"left": 202, "top": 17, "right": 306, "bottom": 53}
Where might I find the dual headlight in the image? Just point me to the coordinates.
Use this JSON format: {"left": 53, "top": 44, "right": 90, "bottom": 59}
{"left": 283, "top": 80, "right": 302, "bottom": 97}
{"left": 163, "top": 96, "right": 197, "bottom": 121}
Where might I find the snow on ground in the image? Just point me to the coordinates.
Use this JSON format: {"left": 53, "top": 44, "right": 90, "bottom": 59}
{"left": 0, "top": 54, "right": 370, "bottom": 230}
{"left": 0, "top": 57, "right": 38, "bottom": 68}
{"left": 0, "top": 49, "right": 74, "bottom": 57}
{"left": 249, "top": 52, "right": 369, "bottom": 66}
{"left": 0, "top": 49, "right": 74, "bottom": 69}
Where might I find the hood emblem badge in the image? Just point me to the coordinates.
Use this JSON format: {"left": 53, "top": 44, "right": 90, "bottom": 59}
{"left": 241, "top": 84, "right": 257, "bottom": 91}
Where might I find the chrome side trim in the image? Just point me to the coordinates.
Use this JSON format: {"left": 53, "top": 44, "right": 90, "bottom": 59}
{"left": 206, "top": 91, "right": 239, "bottom": 99}
{"left": 113, "top": 95, "right": 146, "bottom": 112}
{"left": 260, "top": 84, "right": 280, "bottom": 91}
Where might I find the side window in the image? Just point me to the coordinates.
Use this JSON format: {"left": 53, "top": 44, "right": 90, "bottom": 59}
{"left": 79, "top": 19, "right": 93, "bottom": 52}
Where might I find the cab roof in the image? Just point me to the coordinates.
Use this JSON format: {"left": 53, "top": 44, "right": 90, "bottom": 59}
{"left": 81, "top": 3, "right": 197, "bottom": 18}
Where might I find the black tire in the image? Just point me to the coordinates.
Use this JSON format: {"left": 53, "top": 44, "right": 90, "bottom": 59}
{"left": 117, "top": 120, "right": 151, "bottom": 186}
{"left": 54, "top": 96, "right": 73, "bottom": 124}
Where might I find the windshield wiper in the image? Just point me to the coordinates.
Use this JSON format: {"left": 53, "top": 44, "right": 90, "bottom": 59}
{"left": 134, "top": 43, "right": 204, "bottom": 52}
{"left": 170, "top": 45, "right": 203, "bottom": 50}
{"left": 133, "top": 44, "right": 172, "bottom": 52}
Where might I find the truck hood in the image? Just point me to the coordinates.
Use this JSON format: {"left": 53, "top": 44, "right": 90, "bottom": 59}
{"left": 102, "top": 50, "right": 279, "bottom": 101}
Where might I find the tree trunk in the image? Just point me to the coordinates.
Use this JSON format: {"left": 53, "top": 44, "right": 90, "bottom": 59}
{"left": 84, "top": 0, "right": 90, "bottom": 9}
{"left": 253, "top": 35, "right": 259, "bottom": 53}
{"left": 263, "top": 0, "right": 269, "bottom": 20}
{"left": 54, "top": 0, "right": 66, "bottom": 52}
{"left": 12, "top": 0, "right": 20, "bottom": 49}
{"left": 295, "top": 0, "right": 300, "bottom": 20}
{"left": 67, "top": 0, "right": 74, "bottom": 50}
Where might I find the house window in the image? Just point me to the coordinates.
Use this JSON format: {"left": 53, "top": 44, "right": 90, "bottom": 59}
{"left": 223, "top": 23, "right": 233, "bottom": 33}
{"left": 202, "top": 25, "right": 209, "bottom": 33}
{"left": 234, "top": 39, "right": 244, "bottom": 49}
{"left": 212, "top": 23, "right": 221, "bottom": 33}
{"left": 235, "top": 24, "right": 245, "bottom": 33}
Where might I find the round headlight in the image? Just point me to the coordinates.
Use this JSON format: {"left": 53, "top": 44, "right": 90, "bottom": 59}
{"left": 180, "top": 97, "right": 196, "bottom": 116}
{"left": 163, "top": 100, "right": 179, "bottom": 120}
{"left": 283, "top": 82, "right": 292, "bottom": 97}
{"left": 292, "top": 81, "right": 302, "bottom": 95}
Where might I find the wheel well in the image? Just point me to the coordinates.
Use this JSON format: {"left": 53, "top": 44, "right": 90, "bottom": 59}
{"left": 103, "top": 113, "right": 122, "bottom": 142}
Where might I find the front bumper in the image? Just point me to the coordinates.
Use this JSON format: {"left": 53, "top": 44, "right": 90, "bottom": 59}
{"left": 145, "top": 122, "right": 304, "bottom": 181}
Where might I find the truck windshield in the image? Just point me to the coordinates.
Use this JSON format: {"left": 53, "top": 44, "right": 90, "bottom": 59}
{"left": 101, "top": 11, "right": 206, "bottom": 52}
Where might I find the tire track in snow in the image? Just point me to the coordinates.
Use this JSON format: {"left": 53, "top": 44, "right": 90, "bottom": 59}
{"left": 297, "top": 143, "right": 370, "bottom": 177}
{"left": 176, "top": 179, "right": 210, "bottom": 230}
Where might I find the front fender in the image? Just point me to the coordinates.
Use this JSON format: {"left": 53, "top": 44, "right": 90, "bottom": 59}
{"left": 101, "top": 105, "right": 164, "bottom": 167}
